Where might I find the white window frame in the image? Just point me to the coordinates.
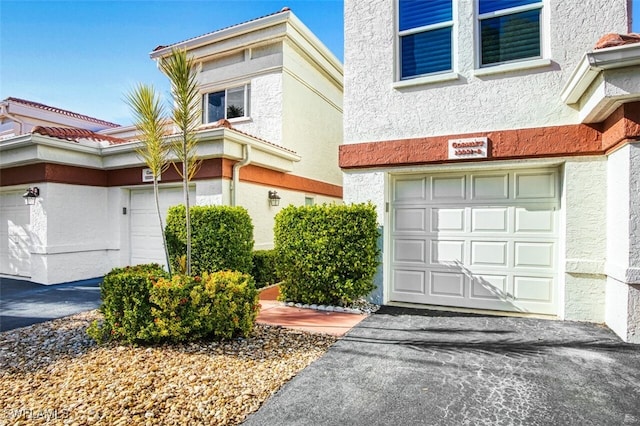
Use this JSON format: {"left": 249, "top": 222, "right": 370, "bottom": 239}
{"left": 475, "top": 0, "right": 546, "bottom": 71}
{"left": 396, "top": 0, "right": 457, "bottom": 82}
{"left": 202, "top": 83, "right": 251, "bottom": 124}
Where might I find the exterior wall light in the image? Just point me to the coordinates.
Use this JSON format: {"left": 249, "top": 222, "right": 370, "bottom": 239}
{"left": 268, "top": 190, "right": 281, "bottom": 207}
{"left": 23, "top": 187, "right": 40, "bottom": 205}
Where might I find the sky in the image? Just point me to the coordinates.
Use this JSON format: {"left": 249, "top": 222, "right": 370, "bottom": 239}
{"left": 1, "top": 0, "right": 639, "bottom": 126}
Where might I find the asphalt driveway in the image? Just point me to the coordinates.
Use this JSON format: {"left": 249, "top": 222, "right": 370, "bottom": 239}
{"left": 0, "top": 277, "right": 101, "bottom": 332}
{"left": 243, "top": 306, "right": 640, "bottom": 426}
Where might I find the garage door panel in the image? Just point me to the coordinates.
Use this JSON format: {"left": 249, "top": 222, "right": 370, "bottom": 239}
{"left": 432, "top": 208, "right": 464, "bottom": 232}
{"left": 431, "top": 175, "right": 466, "bottom": 201}
{"left": 471, "top": 173, "right": 509, "bottom": 200}
{"left": 431, "top": 240, "right": 464, "bottom": 264}
{"left": 470, "top": 274, "right": 507, "bottom": 300}
{"left": 430, "top": 271, "right": 465, "bottom": 298}
{"left": 515, "top": 208, "right": 554, "bottom": 233}
{"left": 514, "top": 242, "right": 554, "bottom": 268}
{"left": 471, "top": 241, "right": 507, "bottom": 266}
{"left": 471, "top": 208, "right": 508, "bottom": 232}
{"left": 393, "top": 270, "right": 425, "bottom": 294}
{"left": 514, "top": 171, "right": 556, "bottom": 199}
{"left": 393, "top": 239, "right": 426, "bottom": 263}
{"left": 513, "top": 276, "right": 553, "bottom": 303}
{"left": 394, "top": 178, "right": 426, "bottom": 202}
{"left": 394, "top": 208, "right": 426, "bottom": 232}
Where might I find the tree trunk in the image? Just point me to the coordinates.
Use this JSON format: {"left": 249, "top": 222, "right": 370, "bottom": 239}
{"left": 154, "top": 178, "right": 172, "bottom": 275}
{"left": 183, "top": 143, "right": 192, "bottom": 276}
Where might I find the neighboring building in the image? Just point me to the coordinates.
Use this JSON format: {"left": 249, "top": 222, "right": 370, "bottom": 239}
{"left": 0, "top": 8, "right": 343, "bottom": 285}
{"left": 340, "top": 0, "right": 640, "bottom": 342}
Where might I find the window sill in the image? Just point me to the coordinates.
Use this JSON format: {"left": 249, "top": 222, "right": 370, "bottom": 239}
{"left": 474, "top": 58, "right": 552, "bottom": 77}
{"left": 393, "top": 72, "right": 460, "bottom": 89}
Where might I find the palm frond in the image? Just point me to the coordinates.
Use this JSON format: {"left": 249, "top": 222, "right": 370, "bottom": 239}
{"left": 126, "top": 84, "right": 170, "bottom": 177}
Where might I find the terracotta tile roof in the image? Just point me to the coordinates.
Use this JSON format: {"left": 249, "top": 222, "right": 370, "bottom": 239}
{"left": 198, "top": 119, "right": 298, "bottom": 155}
{"left": 32, "top": 126, "right": 127, "bottom": 144}
{"left": 152, "top": 7, "right": 291, "bottom": 53}
{"left": 594, "top": 33, "right": 640, "bottom": 50}
{"left": 5, "top": 97, "right": 120, "bottom": 128}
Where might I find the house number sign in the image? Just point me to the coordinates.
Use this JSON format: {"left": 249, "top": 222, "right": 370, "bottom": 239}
{"left": 448, "top": 137, "right": 488, "bottom": 159}
{"left": 142, "top": 168, "right": 160, "bottom": 182}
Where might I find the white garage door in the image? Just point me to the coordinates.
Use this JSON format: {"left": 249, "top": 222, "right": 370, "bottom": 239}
{"left": 130, "top": 186, "right": 194, "bottom": 268}
{"left": 0, "top": 191, "right": 31, "bottom": 277}
{"left": 390, "top": 168, "right": 559, "bottom": 315}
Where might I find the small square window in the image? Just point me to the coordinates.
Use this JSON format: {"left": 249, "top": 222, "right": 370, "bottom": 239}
{"left": 203, "top": 84, "right": 250, "bottom": 123}
{"left": 478, "top": 0, "right": 543, "bottom": 67}
{"left": 398, "top": 0, "right": 453, "bottom": 80}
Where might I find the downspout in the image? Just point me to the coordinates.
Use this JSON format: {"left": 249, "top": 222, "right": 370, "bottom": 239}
{"left": 0, "top": 103, "right": 25, "bottom": 135}
{"left": 231, "top": 144, "right": 252, "bottom": 206}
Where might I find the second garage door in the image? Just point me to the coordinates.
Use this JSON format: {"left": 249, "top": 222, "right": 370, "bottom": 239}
{"left": 130, "top": 186, "right": 194, "bottom": 268}
{"left": 390, "top": 168, "right": 559, "bottom": 315}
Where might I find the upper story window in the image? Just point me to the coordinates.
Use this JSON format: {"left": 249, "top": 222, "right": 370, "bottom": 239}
{"left": 398, "top": 0, "right": 453, "bottom": 80}
{"left": 478, "top": 0, "right": 543, "bottom": 67}
{"left": 203, "top": 84, "right": 251, "bottom": 123}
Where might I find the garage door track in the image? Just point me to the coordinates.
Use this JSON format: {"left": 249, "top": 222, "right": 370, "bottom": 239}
{"left": 243, "top": 306, "right": 640, "bottom": 426}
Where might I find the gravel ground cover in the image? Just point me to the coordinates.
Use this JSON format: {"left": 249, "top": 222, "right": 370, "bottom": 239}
{"left": 0, "top": 310, "right": 337, "bottom": 425}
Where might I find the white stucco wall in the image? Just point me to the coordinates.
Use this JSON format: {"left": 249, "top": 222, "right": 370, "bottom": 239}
{"left": 29, "top": 183, "right": 116, "bottom": 284}
{"left": 606, "top": 142, "right": 640, "bottom": 342}
{"left": 236, "top": 180, "right": 342, "bottom": 250}
{"left": 232, "top": 73, "right": 284, "bottom": 146}
{"left": 343, "top": 0, "right": 629, "bottom": 143}
{"left": 561, "top": 158, "right": 607, "bottom": 322}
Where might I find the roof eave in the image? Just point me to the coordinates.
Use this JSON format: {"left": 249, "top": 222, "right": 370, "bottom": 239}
{"left": 561, "top": 43, "right": 640, "bottom": 105}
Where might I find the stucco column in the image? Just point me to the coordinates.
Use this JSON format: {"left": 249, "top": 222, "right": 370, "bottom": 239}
{"left": 605, "top": 142, "right": 640, "bottom": 343}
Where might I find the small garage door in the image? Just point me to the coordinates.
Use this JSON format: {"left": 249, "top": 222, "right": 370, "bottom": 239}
{"left": 0, "top": 191, "right": 31, "bottom": 277}
{"left": 390, "top": 168, "right": 559, "bottom": 315}
{"left": 130, "top": 186, "right": 194, "bottom": 268}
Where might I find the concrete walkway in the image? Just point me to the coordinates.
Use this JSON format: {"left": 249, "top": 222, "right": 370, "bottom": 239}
{"left": 243, "top": 306, "right": 640, "bottom": 426}
{"left": 256, "top": 285, "right": 367, "bottom": 336}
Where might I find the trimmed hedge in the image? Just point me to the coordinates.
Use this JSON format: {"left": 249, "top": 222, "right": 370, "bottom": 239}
{"left": 165, "top": 205, "right": 254, "bottom": 276}
{"left": 87, "top": 263, "right": 168, "bottom": 343}
{"left": 274, "top": 203, "right": 379, "bottom": 306}
{"left": 148, "top": 271, "right": 259, "bottom": 341}
{"left": 88, "top": 267, "right": 259, "bottom": 343}
{"left": 251, "top": 249, "right": 279, "bottom": 288}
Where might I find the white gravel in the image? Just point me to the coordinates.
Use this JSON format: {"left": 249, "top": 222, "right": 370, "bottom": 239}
{"left": 0, "top": 310, "right": 337, "bottom": 425}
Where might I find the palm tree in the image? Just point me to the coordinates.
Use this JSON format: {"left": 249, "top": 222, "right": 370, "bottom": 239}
{"left": 160, "top": 49, "right": 202, "bottom": 275}
{"left": 126, "top": 84, "right": 172, "bottom": 274}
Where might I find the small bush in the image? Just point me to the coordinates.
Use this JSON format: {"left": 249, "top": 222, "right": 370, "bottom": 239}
{"left": 88, "top": 267, "right": 259, "bottom": 344}
{"left": 87, "top": 263, "right": 168, "bottom": 343}
{"left": 148, "top": 271, "right": 259, "bottom": 341}
{"left": 274, "top": 203, "right": 379, "bottom": 306}
{"left": 252, "top": 249, "right": 280, "bottom": 288}
{"left": 166, "top": 205, "right": 254, "bottom": 276}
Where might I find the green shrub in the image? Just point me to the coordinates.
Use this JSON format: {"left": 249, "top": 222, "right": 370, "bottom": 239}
{"left": 88, "top": 267, "right": 259, "bottom": 344}
{"left": 252, "top": 249, "right": 280, "bottom": 288}
{"left": 166, "top": 205, "right": 254, "bottom": 276}
{"left": 274, "top": 203, "right": 379, "bottom": 306}
{"left": 148, "top": 271, "right": 259, "bottom": 341}
{"left": 87, "top": 263, "right": 168, "bottom": 343}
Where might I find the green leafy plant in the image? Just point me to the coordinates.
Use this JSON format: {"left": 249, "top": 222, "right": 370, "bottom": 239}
{"left": 166, "top": 205, "right": 254, "bottom": 276}
{"left": 160, "top": 48, "right": 202, "bottom": 275}
{"left": 251, "top": 249, "right": 280, "bottom": 288}
{"left": 274, "top": 203, "right": 380, "bottom": 306}
{"left": 87, "top": 264, "right": 168, "bottom": 343}
{"left": 125, "top": 85, "right": 172, "bottom": 273}
{"left": 147, "top": 271, "right": 259, "bottom": 341}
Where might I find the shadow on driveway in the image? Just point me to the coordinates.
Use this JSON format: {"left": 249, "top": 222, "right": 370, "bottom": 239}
{"left": 0, "top": 277, "right": 102, "bottom": 332}
{"left": 243, "top": 306, "right": 640, "bottom": 426}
